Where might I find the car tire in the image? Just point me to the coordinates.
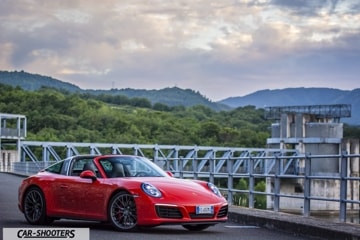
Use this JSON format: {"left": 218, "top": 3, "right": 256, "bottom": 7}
{"left": 182, "top": 224, "right": 212, "bottom": 231}
{"left": 23, "top": 187, "right": 51, "bottom": 225}
{"left": 108, "top": 191, "right": 137, "bottom": 231}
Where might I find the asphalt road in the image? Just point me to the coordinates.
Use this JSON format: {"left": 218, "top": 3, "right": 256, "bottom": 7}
{"left": 0, "top": 173, "right": 319, "bottom": 240}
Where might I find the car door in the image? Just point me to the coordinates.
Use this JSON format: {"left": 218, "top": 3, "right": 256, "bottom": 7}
{"left": 51, "top": 158, "right": 107, "bottom": 220}
{"left": 52, "top": 176, "right": 106, "bottom": 219}
{"left": 51, "top": 175, "right": 84, "bottom": 216}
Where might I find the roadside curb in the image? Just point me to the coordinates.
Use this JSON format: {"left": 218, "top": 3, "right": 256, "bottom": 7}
{"left": 229, "top": 206, "right": 360, "bottom": 240}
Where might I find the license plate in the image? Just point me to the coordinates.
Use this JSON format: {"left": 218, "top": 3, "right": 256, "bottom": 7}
{"left": 196, "top": 205, "right": 214, "bottom": 214}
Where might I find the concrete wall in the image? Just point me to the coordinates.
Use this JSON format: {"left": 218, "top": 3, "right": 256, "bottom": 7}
{"left": 305, "top": 123, "right": 343, "bottom": 138}
{"left": 271, "top": 123, "right": 280, "bottom": 138}
{"left": 271, "top": 116, "right": 343, "bottom": 139}
{"left": 0, "top": 150, "right": 17, "bottom": 172}
{"left": 267, "top": 178, "right": 359, "bottom": 211}
{"left": 306, "top": 144, "right": 340, "bottom": 173}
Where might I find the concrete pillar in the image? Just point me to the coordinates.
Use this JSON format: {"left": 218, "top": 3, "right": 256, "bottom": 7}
{"left": 1, "top": 152, "right": 4, "bottom": 171}
{"left": 349, "top": 139, "right": 359, "bottom": 176}
{"left": 296, "top": 140, "right": 305, "bottom": 154}
{"left": 280, "top": 114, "right": 289, "bottom": 138}
{"left": 7, "top": 152, "right": 11, "bottom": 171}
{"left": 295, "top": 114, "right": 304, "bottom": 138}
{"left": 266, "top": 177, "right": 273, "bottom": 209}
{"left": 347, "top": 139, "right": 360, "bottom": 210}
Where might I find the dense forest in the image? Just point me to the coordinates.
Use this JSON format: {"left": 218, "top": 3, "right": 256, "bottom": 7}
{"left": 1, "top": 84, "right": 359, "bottom": 147}
{"left": 0, "top": 84, "right": 272, "bottom": 147}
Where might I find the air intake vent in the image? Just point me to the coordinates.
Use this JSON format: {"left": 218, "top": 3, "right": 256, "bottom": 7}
{"left": 155, "top": 206, "right": 182, "bottom": 219}
{"left": 217, "top": 205, "right": 228, "bottom": 218}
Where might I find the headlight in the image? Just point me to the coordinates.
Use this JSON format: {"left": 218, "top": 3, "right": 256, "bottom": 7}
{"left": 208, "top": 182, "right": 222, "bottom": 197}
{"left": 141, "top": 183, "right": 162, "bottom": 198}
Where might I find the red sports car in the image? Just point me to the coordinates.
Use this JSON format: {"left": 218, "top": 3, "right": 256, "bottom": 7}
{"left": 18, "top": 155, "right": 228, "bottom": 231}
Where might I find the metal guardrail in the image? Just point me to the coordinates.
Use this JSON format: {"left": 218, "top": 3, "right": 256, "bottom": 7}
{"left": 166, "top": 152, "right": 360, "bottom": 223}
{"left": 4, "top": 151, "right": 360, "bottom": 223}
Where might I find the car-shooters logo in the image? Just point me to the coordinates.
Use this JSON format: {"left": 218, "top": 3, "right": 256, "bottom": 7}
{"left": 3, "top": 228, "right": 89, "bottom": 240}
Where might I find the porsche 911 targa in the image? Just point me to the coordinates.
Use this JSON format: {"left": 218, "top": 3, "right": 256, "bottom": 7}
{"left": 18, "top": 155, "right": 228, "bottom": 231}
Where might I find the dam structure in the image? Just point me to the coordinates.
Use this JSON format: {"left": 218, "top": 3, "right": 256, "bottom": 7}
{"left": 264, "top": 104, "right": 359, "bottom": 213}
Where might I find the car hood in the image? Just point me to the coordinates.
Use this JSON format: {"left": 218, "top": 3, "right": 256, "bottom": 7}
{"left": 140, "top": 177, "right": 223, "bottom": 204}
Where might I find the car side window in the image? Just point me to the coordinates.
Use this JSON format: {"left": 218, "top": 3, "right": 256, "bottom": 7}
{"left": 99, "top": 158, "right": 135, "bottom": 178}
{"left": 70, "top": 158, "right": 100, "bottom": 177}
{"left": 70, "top": 160, "right": 82, "bottom": 176}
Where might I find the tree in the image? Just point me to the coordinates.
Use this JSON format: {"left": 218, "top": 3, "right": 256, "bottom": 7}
{"left": 234, "top": 178, "right": 248, "bottom": 206}
{"left": 254, "top": 180, "right": 266, "bottom": 209}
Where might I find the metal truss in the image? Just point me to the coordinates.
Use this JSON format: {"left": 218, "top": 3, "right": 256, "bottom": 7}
{"left": 264, "top": 104, "right": 351, "bottom": 120}
{"left": 20, "top": 141, "right": 299, "bottom": 176}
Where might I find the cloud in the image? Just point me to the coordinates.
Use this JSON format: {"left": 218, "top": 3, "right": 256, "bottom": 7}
{"left": 0, "top": 0, "right": 359, "bottom": 100}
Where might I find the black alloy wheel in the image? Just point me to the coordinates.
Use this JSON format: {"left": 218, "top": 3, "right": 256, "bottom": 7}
{"left": 23, "top": 187, "right": 52, "bottom": 225}
{"left": 108, "top": 191, "right": 138, "bottom": 231}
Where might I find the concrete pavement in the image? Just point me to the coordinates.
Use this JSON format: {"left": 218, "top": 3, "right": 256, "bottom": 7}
{"left": 229, "top": 206, "right": 360, "bottom": 240}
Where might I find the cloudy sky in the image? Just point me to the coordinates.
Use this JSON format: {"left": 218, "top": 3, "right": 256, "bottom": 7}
{"left": 1, "top": 0, "right": 359, "bottom": 101}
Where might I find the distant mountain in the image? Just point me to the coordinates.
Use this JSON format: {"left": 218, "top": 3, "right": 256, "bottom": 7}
{"left": 1, "top": 70, "right": 359, "bottom": 125}
{"left": 219, "top": 88, "right": 360, "bottom": 125}
{"left": 0, "top": 70, "right": 81, "bottom": 92}
{"left": 86, "top": 87, "right": 229, "bottom": 110}
{"left": 0, "top": 70, "right": 228, "bottom": 111}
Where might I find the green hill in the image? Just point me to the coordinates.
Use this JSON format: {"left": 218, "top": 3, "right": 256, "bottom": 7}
{"left": 0, "top": 70, "right": 229, "bottom": 111}
{"left": 0, "top": 83, "right": 271, "bottom": 147}
{"left": 0, "top": 70, "right": 81, "bottom": 92}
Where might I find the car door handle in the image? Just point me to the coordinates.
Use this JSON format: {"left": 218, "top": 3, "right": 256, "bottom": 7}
{"left": 60, "top": 184, "right": 69, "bottom": 189}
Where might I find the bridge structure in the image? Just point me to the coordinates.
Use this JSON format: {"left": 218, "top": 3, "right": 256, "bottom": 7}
{"left": 1, "top": 109, "right": 359, "bottom": 224}
{"left": 18, "top": 141, "right": 299, "bottom": 175}
{"left": 5, "top": 139, "right": 360, "bottom": 224}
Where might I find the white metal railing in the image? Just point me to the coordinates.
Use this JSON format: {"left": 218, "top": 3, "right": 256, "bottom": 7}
{"left": 166, "top": 152, "right": 360, "bottom": 222}
{"left": 3, "top": 152, "right": 360, "bottom": 223}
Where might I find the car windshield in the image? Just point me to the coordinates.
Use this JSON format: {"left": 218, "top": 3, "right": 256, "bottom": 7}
{"left": 99, "top": 156, "right": 168, "bottom": 178}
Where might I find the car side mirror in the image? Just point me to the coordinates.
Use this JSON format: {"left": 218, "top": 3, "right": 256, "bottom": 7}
{"left": 166, "top": 171, "right": 174, "bottom": 177}
{"left": 80, "top": 170, "right": 97, "bottom": 181}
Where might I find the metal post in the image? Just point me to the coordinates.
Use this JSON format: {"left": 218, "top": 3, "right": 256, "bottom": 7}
{"left": 90, "top": 146, "right": 95, "bottom": 155}
{"left": 133, "top": 145, "right": 139, "bottom": 156}
{"left": 339, "top": 151, "right": 348, "bottom": 222}
{"left": 209, "top": 156, "right": 215, "bottom": 183}
{"left": 248, "top": 155, "right": 254, "bottom": 208}
{"left": 112, "top": 146, "right": 117, "bottom": 155}
{"left": 153, "top": 145, "right": 159, "bottom": 165}
{"left": 227, "top": 156, "right": 233, "bottom": 205}
{"left": 179, "top": 156, "right": 184, "bottom": 179}
{"left": 42, "top": 145, "right": 47, "bottom": 162}
{"left": 303, "top": 153, "right": 311, "bottom": 217}
{"left": 193, "top": 151, "right": 198, "bottom": 180}
{"left": 170, "top": 149, "right": 179, "bottom": 176}
{"left": 274, "top": 154, "right": 280, "bottom": 212}
{"left": 66, "top": 146, "right": 72, "bottom": 157}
